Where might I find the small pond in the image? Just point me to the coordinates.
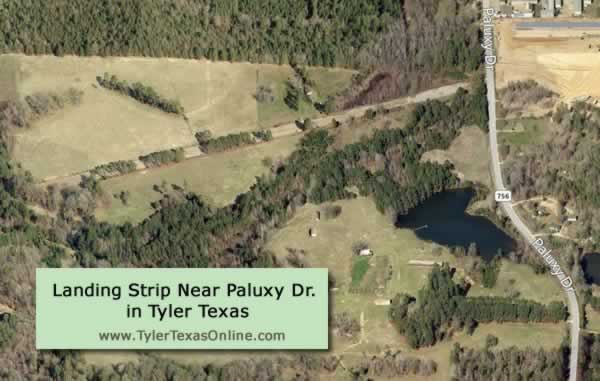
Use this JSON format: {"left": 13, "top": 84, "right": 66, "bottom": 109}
{"left": 395, "top": 188, "right": 516, "bottom": 261}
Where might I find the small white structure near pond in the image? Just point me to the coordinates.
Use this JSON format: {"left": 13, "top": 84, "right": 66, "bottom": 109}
{"left": 359, "top": 248, "right": 373, "bottom": 256}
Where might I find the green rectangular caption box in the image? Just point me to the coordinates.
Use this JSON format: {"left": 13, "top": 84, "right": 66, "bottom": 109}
{"left": 36, "top": 268, "right": 328, "bottom": 350}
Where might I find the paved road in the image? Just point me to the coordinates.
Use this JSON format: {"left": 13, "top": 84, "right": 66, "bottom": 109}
{"left": 483, "top": 10, "right": 580, "bottom": 380}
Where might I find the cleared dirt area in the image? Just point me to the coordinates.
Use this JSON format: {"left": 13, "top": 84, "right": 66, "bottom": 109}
{"left": 496, "top": 20, "right": 600, "bottom": 101}
{"left": 96, "top": 134, "right": 301, "bottom": 224}
{"left": 422, "top": 126, "right": 491, "bottom": 187}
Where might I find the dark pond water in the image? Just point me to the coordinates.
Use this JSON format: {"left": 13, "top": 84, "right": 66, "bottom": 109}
{"left": 581, "top": 253, "right": 600, "bottom": 285}
{"left": 395, "top": 188, "right": 516, "bottom": 261}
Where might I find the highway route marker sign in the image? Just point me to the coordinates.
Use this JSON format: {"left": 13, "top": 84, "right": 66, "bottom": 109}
{"left": 494, "top": 190, "right": 512, "bottom": 202}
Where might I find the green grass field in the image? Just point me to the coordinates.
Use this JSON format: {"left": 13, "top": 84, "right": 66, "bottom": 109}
{"left": 306, "top": 67, "right": 355, "bottom": 101}
{"left": 96, "top": 134, "right": 301, "bottom": 224}
{"left": 586, "top": 305, "right": 600, "bottom": 333}
{"left": 468, "top": 260, "right": 565, "bottom": 302}
{"left": 350, "top": 257, "right": 370, "bottom": 287}
{"left": 11, "top": 87, "right": 195, "bottom": 179}
{"left": 498, "top": 117, "right": 547, "bottom": 146}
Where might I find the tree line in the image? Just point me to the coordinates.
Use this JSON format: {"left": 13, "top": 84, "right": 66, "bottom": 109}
{"left": 389, "top": 264, "right": 568, "bottom": 349}
{"left": 196, "top": 131, "right": 256, "bottom": 153}
{"left": 96, "top": 73, "right": 184, "bottom": 114}
{"left": 451, "top": 342, "right": 569, "bottom": 381}
{"left": 90, "top": 160, "right": 137, "bottom": 179}
{"left": 138, "top": 148, "right": 185, "bottom": 168}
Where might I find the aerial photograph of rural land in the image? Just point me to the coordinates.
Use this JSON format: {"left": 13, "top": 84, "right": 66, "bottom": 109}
{"left": 2, "top": 0, "right": 600, "bottom": 380}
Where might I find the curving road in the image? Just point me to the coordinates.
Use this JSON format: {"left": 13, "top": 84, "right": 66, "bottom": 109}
{"left": 483, "top": 10, "right": 580, "bottom": 381}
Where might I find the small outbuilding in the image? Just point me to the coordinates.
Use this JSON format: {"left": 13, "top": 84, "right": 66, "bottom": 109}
{"left": 374, "top": 299, "right": 391, "bottom": 306}
{"left": 359, "top": 248, "right": 373, "bottom": 256}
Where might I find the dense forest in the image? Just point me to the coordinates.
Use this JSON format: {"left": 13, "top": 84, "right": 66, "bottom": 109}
{"left": 0, "top": 0, "right": 401, "bottom": 67}
{"left": 389, "top": 264, "right": 568, "bottom": 349}
{"left": 0, "top": 0, "right": 479, "bottom": 70}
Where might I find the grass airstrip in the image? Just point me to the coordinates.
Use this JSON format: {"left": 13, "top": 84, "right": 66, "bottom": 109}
{"left": 5, "top": 55, "right": 354, "bottom": 179}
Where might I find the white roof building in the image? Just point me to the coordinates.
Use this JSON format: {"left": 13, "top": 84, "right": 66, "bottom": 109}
{"left": 359, "top": 248, "right": 373, "bottom": 256}
{"left": 573, "top": 0, "right": 583, "bottom": 15}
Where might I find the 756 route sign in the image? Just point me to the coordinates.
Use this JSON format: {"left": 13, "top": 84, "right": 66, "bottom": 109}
{"left": 495, "top": 190, "right": 512, "bottom": 202}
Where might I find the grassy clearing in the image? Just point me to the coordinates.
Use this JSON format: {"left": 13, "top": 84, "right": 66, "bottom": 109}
{"left": 332, "top": 322, "right": 565, "bottom": 381}
{"left": 468, "top": 260, "right": 565, "bottom": 302}
{"left": 0, "top": 55, "right": 18, "bottom": 101}
{"left": 14, "top": 55, "right": 258, "bottom": 136}
{"left": 96, "top": 134, "right": 301, "bottom": 224}
{"left": 256, "top": 65, "right": 355, "bottom": 128}
{"left": 256, "top": 65, "right": 317, "bottom": 128}
{"left": 421, "top": 126, "right": 491, "bottom": 187}
{"left": 306, "top": 67, "right": 355, "bottom": 101}
{"left": 585, "top": 305, "right": 600, "bottom": 332}
{"left": 11, "top": 87, "right": 194, "bottom": 179}
{"left": 498, "top": 117, "right": 546, "bottom": 146}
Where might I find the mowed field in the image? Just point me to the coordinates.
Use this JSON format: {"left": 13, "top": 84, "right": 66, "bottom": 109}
{"left": 96, "top": 134, "right": 301, "bottom": 224}
{"left": 496, "top": 20, "right": 600, "bottom": 100}
{"left": 6, "top": 55, "right": 354, "bottom": 180}
{"left": 421, "top": 126, "right": 492, "bottom": 187}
